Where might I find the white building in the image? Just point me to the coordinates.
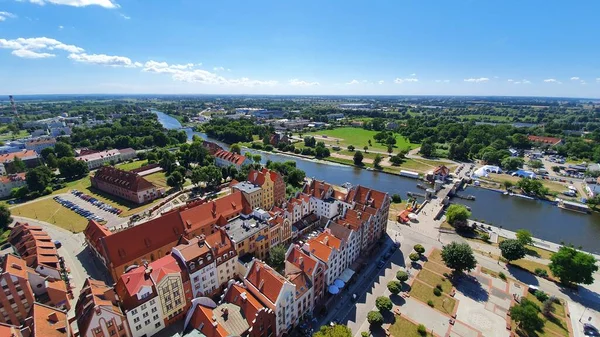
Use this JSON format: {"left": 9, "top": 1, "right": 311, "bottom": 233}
{"left": 0, "top": 173, "right": 26, "bottom": 198}
{"left": 25, "top": 137, "right": 56, "bottom": 153}
{"left": 76, "top": 149, "right": 122, "bottom": 169}
{"left": 304, "top": 231, "right": 345, "bottom": 286}
{"left": 171, "top": 235, "right": 218, "bottom": 298}
{"left": 205, "top": 229, "right": 238, "bottom": 292}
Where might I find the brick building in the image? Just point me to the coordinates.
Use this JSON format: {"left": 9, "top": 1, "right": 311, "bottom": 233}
{"left": 90, "top": 166, "right": 164, "bottom": 204}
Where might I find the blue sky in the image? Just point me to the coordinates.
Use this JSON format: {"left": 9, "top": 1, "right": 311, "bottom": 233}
{"left": 1, "top": 0, "right": 599, "bottom": 97}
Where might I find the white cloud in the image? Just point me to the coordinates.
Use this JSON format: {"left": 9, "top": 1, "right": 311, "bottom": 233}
{"left": 570, "top": 77, "right": 579, "bottom": 81}
{"left": 289, "top": 79, "right": 320, "bottom": 86}
{"left": 143, "top": 60, "right": 277, "bottom": 86}
{"left": 464, "top": 77, "right": 489, "bottom": 83}
{"left": 346, "top": 79, "right": 359, "bottom": 85}
{"left": 58, "top": 25, "right": 64, "bottom": 29}
{"left": 20, "top": 0, "right": 119, "bottom": 8}
{"left": 213, "top": 66, "right": 225, "bottom": 72}
{"left": 544, "top": 78, "right": 562, "bottom": 84}
{"left": 597, "top": 78, "right": 600, "bottom": 82}
{"left": 12, "top": 49, "right": 55, "bottom": 58}
{"left": 119, "top": 13, "right": 130, "bottom": 19}
{"left": 435, "top": 79, "right": 450, "bottom": 83}
{"left": 507, "top": 79, "right": 514, "bottom": 82}
{"left": 0, "top": 11, "right": 17, "bottom": 21}
{"left": 410, "top": 73, "right": 416, "bottom": 77}
{"left": 0, "top": 37, "right": 84, "bottom": 59}
{"left": 378, "top": 80, "right": 384, "bottom": 85}
{"left": 522, "top": 79, "right": 531, "bottom": 84}
{"left": 68, "top": 53, "right": 140, "bottom": 67}
{"left": 394, "top": 78, "right": 419, "bottom": 84}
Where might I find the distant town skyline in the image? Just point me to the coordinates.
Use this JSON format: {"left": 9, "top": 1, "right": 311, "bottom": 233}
{"left": 1, "top": 0, "right": 599, "bottom": 97}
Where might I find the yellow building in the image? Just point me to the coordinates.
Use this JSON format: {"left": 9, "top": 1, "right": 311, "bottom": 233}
{"left": 225, "top": 216, "right": 271, "bottom": 260}
{"left": 233, "top": 181, "right": 263, "bottom": 210}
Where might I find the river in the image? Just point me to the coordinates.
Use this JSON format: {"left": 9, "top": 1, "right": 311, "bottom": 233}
{"left": 153, "top": 110, "right": 600, "bottom": 252}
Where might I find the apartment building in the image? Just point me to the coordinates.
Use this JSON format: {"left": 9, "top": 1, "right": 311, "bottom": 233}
{"left": 25, "top": 303, "right": 71, "bottom": 337}
{"left": 302, "top": 180, "right": 350, "bottom": 219}
{"left": 244, "top": 261, "right": 296, "bottom": 337}
{"left": 171, "top": 235, "right": 218, "bottom": 298}
{"left": 285, "top": 245, "right": 327, "bottom": 304}
{"left": 75, "top": 278, "right": 130, "bottom": 337}
{"left": 304, "top": 231, "right": 345, "bottom": 286}
{"left": 25, "top": 137, "right": 56, "bottom": 153}
{"left": 225, "top": 215, "right": 271, "bottom": 260}
{"left": 149, "top": 255, "right": 191, "bottom": 326}
{"left": 0, "top": 255, "right": 35, "bottom": 325}
{"left": 344, "top": 185, "right": 390, "bottom": 250}
{"left": 247, "top": 168, "right": 286, "bottom": 208}
{"left": 0, "top": 173, "right": 26, "bottom": 198}
{"left": 233, "top": 181, "right": 263, "bottom": 210}
{"left": 0, "top": 150, "right": 41, "bottom": 173}
{"left": 76, "top": 149, "right": 122, "bottom": 170}
{"left": 204, "top": 229, "right": 237, "bottom": 293}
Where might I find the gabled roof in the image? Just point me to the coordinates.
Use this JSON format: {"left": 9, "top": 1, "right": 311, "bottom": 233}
{"left": 149, "top": 255, "right": 182, "bottom": 284}
{"left": 288, "top": 271, "right": 311, "bottom": 299}
{"left": 114, "top": 265, "right": 155, "bottom": 310}
{"left": 223, "top": 283, "right": 265, "bottom": 326}
{"left": 0, "top": 173, "right": 26, "bottom": 184}
{"left": 215, "top": 150, "right": 248, "bottom": 166}
{"left": 245, "top": 261, "right": 286, "bottom": 305}
{"left": 101, "top": 210, "right": 185, "bottom": 267}
{"left": 2, "top": 254, "right": 30, "bottom": 279}
{"left": 9, "top": 222, "right": 59, "bottom": 269}
{"left": 286, "top": 246, "right": 319, "bottom": 277}
{"left": 306, "top": 232, "right": 341, "bottom": 263}
{"left": 75, "top": 278, "right": 124, "bottom": 336}
{"left": 346, "top": 185, "right": 388, "bottom": 210}
{"left": 178, "top": 191, "right": 252, "bottom": 234}
{"left": 205, "top": 229, "right": 236, "bottom": 263}
{"left": 302, "top": 180, "right": 332, "bottom": 200}
{"left": 173, "top": 235, "right": 213, "bottom": 265}
{"left": 0, "top": 150, "right": 39, "bottom": 163}
{"left": 326, "top": 221, "right": 353, "bottom": 243}
{"left": 30, "top": 303, "right": 69, "bottom": 337}
{"left": 527, "top": 135, "right": 563, "bottom": 145}
{"left": 248, "top": 168, "right": 283, "bottom": 188}
{"left": 92, "top": 166, "right": 155, "bottom": 192}
{"left": 433, "top": 165, "right": 450, "bottom": 175}
{"left": 84, "top": 220, "right": 112, "bottom": 258}
{"left": 188, "top": 305, "right": 228, "bottom": 337}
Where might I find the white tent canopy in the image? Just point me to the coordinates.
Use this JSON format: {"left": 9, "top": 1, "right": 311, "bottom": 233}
{"left": 339, "top": 268, "right": 355, "bottom": 283}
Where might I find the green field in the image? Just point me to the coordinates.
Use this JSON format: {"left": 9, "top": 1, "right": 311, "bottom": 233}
{"left": 116, "top": 159, "right": 149, "bottom": 171}
{"left": 389, "top": 315, "right": 434, "bottom": 337}
{"left": 299, "top": 127, "right": 419, "bottom": 152}
{"left": 0, "top": 130, "right": 29, "bottom": 141}
{"left": 11, "top": 198, "right": 89, "bottom": 232}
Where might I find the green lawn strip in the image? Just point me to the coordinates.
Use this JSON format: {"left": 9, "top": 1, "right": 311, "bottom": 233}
{"left": 422, "top": 261, "right": 451, "bottom": 277}
{"left": 115, "top": 159, "right": 149, "bottom": 171}
{"left": 388, "top": 315, "right": 434, "bottom": 337}
{"left": 510, "top": 259, "right": 556, "bottom": 282}
{"left": 0, "top": 230, "right": 10, "bottom": 246}
{"left": 299, "top": 127, "right": 419, "bottom": 152}
{"left": 409, "top": 280, "right": 456, "bottom": 314}
{"left": 416, "top": 269, "right": 453, "bottom": 293}
{"left": 498, "top": 237, "right": 554, "bottom": 260}
{"left": 523, "top": 294, "right": 569, "bottom": 337}
{"left": 428, "top": 249, "right": 444, "bottom": 264}
{"left": 0, "top": 130, "right": 29, "bottom": 141}
{"left": 11, "top": 198, "right": 89, "bottom": 232}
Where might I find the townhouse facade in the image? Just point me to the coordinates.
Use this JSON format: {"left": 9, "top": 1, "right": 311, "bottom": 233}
{"left": 75, "top": 278, "right": 130, "bottom": 337}
{"left": 25, "top": 137, "right": 56, "bottom": 153}
{"left": 233, "top": 181, "right": 263, "bottom": 210}
{"left": 171, "top": 235, "right": 218, "bottom": 298}
{"left": 247, "top": 168, "right": 286, "bottom": 208}
{"left": 204, "top": 229, "right": 237, "bottom": 293}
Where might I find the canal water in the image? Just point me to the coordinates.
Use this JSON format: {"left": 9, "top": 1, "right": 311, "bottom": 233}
{"left": 154, "top": 110, "right": 600, "bottom": 252}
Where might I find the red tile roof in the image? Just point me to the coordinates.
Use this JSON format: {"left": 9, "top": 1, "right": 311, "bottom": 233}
{"left": 29, "top": 303, "right": 69, "bottom": 337}
{"left": 84, "top": 220, "right": 112, "bottom": 258}
{"left": 92, "top": 166, "right": 155, "bottom": 192}
{"left": 0, "top": 150, "right": 39, "bottom": 163}
{"left": 9, "top": 222, "right": 59, "bottom": 269}
{"left": 178, "top": 191, "right": 252, "bottom": 234}
{"left": 149, "top": 255, "right": 181, "bottom": 284}
{"left": 205, "top": 229, "right": 236, "bottom": 265}
{"left": 114, "top": 265, "right": 155, "bottom": 310}
{"left": 26, "top": 137, "right": 56, "bottom": 146}
{"left": 306, "top": 232, "right": 342, "bottom": 263}
{"left": 0, "top": 173, "right": 26, "bottom": 184}
{"left": 527, "top": 135, "right": 563, "bottom": 145}
{"left": 346, "top": 185, "right": 388, "bottom": 210}
{"left": 2, "top": 254, "right": 30, "bottom": 280}
{"left": 288, "top": 272, "right": 311, "bottom": 299}
{"left": 223, "top": 283, "right": 265, "bottom": 326}
{"left": 188, "top": 305, "right": 228, "bottom": 337}
{"left": 303, "top": 180, "right": 332, "bottom": 199}
{"left": 245, "top": 261, "right": 286, "bottom": 304}
{"left": 75, "top": 278, "right": 123, "bottom": 336}
{"left": 286, "top": 247, "right": 318, "bottom": 277}
{"left": 215, "top": 150, "right": 249, "bottom": 166}
{"left": 433, "top": 165, "right": 450, "bottom": 176}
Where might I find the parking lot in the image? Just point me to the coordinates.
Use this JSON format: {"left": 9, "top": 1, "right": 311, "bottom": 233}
{"left": 55, "top": 193, "right": 125, "bottom": 227}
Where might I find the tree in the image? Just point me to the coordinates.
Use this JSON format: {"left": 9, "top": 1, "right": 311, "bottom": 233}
{"left": 11, "top": 157, "right": 26, "bottom": 173}
{"left": 267, "top": 245, "right": 286, "bottom": 273}
{"left": 304, "top": 136, "right": 316, "bottom": 147}
{"left": 54, "top": 142, "right": 74, "bottom": 158}
{"left": 551, "top": 166, "right": 560, "bottom": 173}
{"left": 57, "top": 157, "right": 89, "bottom": 179}
{"left": 501, "top": 157, "right": 524, "bottom": 171}
{"left": 166, "top": 171, "right": 185, "bottom": 189}
{"left": 441, "top": 242, "right": 477, "bottom": 274}
{"left": 389, "top": 153, "right": 404, "bottom": 166}
{"left": 367, "top": 311, "right": 383, "bottom": 326}
{"left": 287, "top": 168, "right": 306, "bottom": 187}
{"left": 230, "top": 143, "right": 241, "bottom": 155}
{"left": 503, "top": 180, "right": 514, "bottom": 190}
{"left": 253, "top": 154, "right": 262, "bottom": 164}
{"left": 516, "top": 178, "right": 548, "bottom": 197}
{"left": 528, "top": 160, "right": 544, "bottom": 169}
{"left": 26, "top": 166, "right": 53, "bottom": 193}
{"left": 510, "top": 299, "right": 544, "bottom": 335}
{"left": 387, "top": 280, "right": 402, "bottom": 295}
{"left": 313, "top": 324, "right": 352, "bottom": 337}
{"left": 445, "top": 204, "right": 471, "bottom": 226}
{"left": 45, "top": 153, "right": 59, "bottom": 169}
{"left": 199, "top": 165, "right": 223, "bottom": 189}
{"left": 409, "top": 253, "right": 420, "bottom": 262}
{"left": 499, "top": 239, "right": 526, "bottom": 262}
{"left": 516, "top": 229, "right": 533, "bottom": 246}
{"left": 387, "top": 145, "right": 393, "bottom": 154}
{"left": 414, "top": 244, "right": 425, "bottom": 255}
{"left": 190, "top": 167, "right": 203, "bottom": 186}
{"left": 542, "top": 296, "right": 556, "bottom": 317}
{"left": 353, "top": 151, "right": 364, "bottom": 166}
{"left": 549, "top": 246, "right": 598, "bottom": 286}
{"left": 373, "top": 154, "right": 383, "bottom": 169}
{"left": 363, "top": 146, "right": 368, "bottom": 153}
{"left": 391, "top": 194, "right": 402, "bottom": 203}
{"left": 375, "top": 296, "right": 392, "bottom": 312}
{"left": 386, "top": 137, "right": 396, "bottom": 146}
{"left": 40, "top": 147, "right": 55, "bottom": 160}
{"left": 419, "top": 142, "right": 434, "bottom": 157}
{"left": 347, "top": 145, "right": 355, "bottom": 152}
{"left": 0, "top": 205, "right": 12, "bottom": 230}
{"left": 396, "top": 270, "right": 409, "bottom": 283}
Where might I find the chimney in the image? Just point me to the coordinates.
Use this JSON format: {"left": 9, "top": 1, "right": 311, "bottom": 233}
{"left": 221, "top": 308, "right": 229, "bottom": 320}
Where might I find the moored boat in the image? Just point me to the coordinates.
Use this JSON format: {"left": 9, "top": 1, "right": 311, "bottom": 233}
{"left": 556, "top": 198, "right": 590, "bottom": 214}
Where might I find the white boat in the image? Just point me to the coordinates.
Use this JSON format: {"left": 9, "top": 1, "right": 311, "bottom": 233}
{"left": 556, "top": 198, "right": 590, "bottom": 214}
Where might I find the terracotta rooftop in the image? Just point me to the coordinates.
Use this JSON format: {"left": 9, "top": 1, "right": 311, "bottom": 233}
{"left": 247, "top": 167, "right": 283, "bottom": 187}
{"left": 245, "top": 260, "right": 286, "bottom": 305}
{"left": 345, "top": 185, "right": 388, "bottom": 210}
{"left": 92, "top": 166, "right": 155, "bottom": 192}
{"left": 433, "top": 165, "right": 450, "bottom": 175}
{"left": 204, "top": 229, "right": 236, "bottom": 265}
{"left": 114, "top": 265, "right": 155, "bottom": 310}
{"left": 75, "top": 278, "right": 123, "bottom": 336}
{"left": 178, "top": 191, "right": 252, "bottom": 234}
{"left": 0, "top": 173, "right": 26, "bottom": 184}
{"left": 223, "top": 283, "right": 265, "bottom": 326}
{"left": 302, "top": 180, "right": 332, "bottom": 200}
{"left": 9, "top": 223, "right": 59, "bottom": 269}
{"left": 188, "top": 305, "right": 228, "bottom": 337}
{"left": 149, "top": 255, "right": 182, "bottom": 284}
{"left": 286, "top": 246, "right": 318, "bottom": 277}
{"left": 84, "top": 220, "right": 112, "bottom": 258}
{"left": 30, "top": 303, "right": 69, "bottom": 337}
{"left": 26, "top": 137, "right": 56, "bottom": 145}
{"left": 0, "top": 150, "right": 39, "bottom": 163}
{"left": 172, "top": 235, "right": 213, "bottom": 268}
{"left": 2, "top": 254, "right": 30, "bottom": 279}
{"left": 288, "top": 271, "right": 311, "bottom": 299}
{"left": 306, "top": 232, "right": 342, "bottom": 263}
{"left": 527, "top": 135, "right": 563, "bottom": 145}
{"left": 215, "top": 150, "right": 248, "bottom": 166}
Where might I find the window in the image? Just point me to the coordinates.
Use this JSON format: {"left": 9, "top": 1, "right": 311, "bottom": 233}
{"left": 151, "top": 307, "right": 157, "bottom": 313}
{"left": 145, "top": 319, "right": 150, "bottom": 325}
{"left": 107, "top": 320, "right": 114, "bottom": 327}
{"left": 155, "top": 322, "right": 161, "bottom": 328}
{"left": 153, "top": 314, "right": 159, "bottom": 320}
{"left": 133, "top": 317, "right": 140, "bottom": 323}
{"left": 136, "top": 325, "right": 141, "bottom": 331}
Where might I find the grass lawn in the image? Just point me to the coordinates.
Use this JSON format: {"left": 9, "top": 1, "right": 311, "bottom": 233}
{"left": 498, "top": 237, "right": 554, "bottom": 260}
{"left": 409, "top": 280, "right": 456, "bottom": 314}
{"left": 428, "top": 249, "right": 444, "bottom": 264}
{"left": 115, "top": 159, "right": 148, "bottom": 171}
{"left": 11, "top": 198, "right": 89, "bottom": 232}
{"left": 299, "top": 127, "right": 419, "bottom": 152}
{"left": 385, "top": 158, "right": 457, "bottom": 174}
{"left": 423, "top": 261, "right": 451, "bottom": 276}
{"left": 510, "top": 259, "right": 555, "bottom": 282}
{"left": 0, "top": 130, "right": 29, "bottom": 141}
{"left": 388, "top": 315, "right": 434, "bottom": 337}
{"left": 417, "top": 269, "right": 453, "bottom": 293}
{"left": 510, "top": 294, "right": 570, "bottom": 337}
{"left": 0, "top": 230, "right": 10, "bottom": 246}
{"left": 479, "top": 173, "right": 570, "bottom": 197}
{"left": 481, "top": 267, "right": 502, "bottom": 279}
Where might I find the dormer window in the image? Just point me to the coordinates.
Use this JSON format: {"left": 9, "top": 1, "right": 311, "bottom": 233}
{"left": 198, "top": 258, "right": 203, "bottom": 265}
{"left": 207, "top": 254, "right": 212, "bottom": 261}
{"left": 189, "top": 262, "right": 196, "bottom": 270}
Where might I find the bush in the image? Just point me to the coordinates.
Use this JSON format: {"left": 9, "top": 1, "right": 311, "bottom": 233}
{"left": 391, "top": 194, "right": 402, "bottom": 203}
{"left": 375, "top": 296, "right": 393, "bottom": 312}
{"left": 409, "top": 253, "right": 420, "bottom": 262}
{"left": 436, "top": 284, "right": 443, "bottom": 291}
{"left": 443, "top": 272, "right": 450, "bottom": 279}
{"left": 499, "top": 272, "right": 507, "bottom": 280}
{"left": 542, "top": 297, "right": 555, "bottom": 317}
{"left": 427, "top": 300, "right": 434, "bottom": 307}
{"left": 480, "top": 233, "right": 490, "bottom": 242}
{"left": 294, "top": 148, "right": 301, "bottom": 154}
{"left": 414, "top": 244, "right": 426, "bottom": 255}
{"left": 361, "top": 332, "right": 369, "bottom": 337}
{"left": 367, "top": 311, "right": 383, "bottom": 326}
{"left": 534, "top": 290, "right": 549, "bottom": 302}
{"left": 251, "top": 143, "right": 263, "bottom": 149}
{"left": 534, "top": 268, "right": 548, "bottom": 277}
{"left": 433, "top": 288, "right": 442, "bottom": 296}
{"left": 417, "top": 324, "right": 427, "bottom": 336}
{"left": 396, "top": 270, "right": 409, "bottom": 282}
{"left": 264, "top": 145, "right": 274, "bottom": 151}
{"left": 387, "top": 280, "right": 402, "bottom": 295}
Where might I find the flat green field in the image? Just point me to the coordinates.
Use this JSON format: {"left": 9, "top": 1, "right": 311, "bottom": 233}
{"left": 11, "top": 198, "right": 89, "bottom": 232}
{"left": 299, "top": 127, "right": 419, "bottom": 152}
{"left": 389, "top": 315, "right": 434, "bottom": 337}
{"left": 0, "top": 130, "right": 29, "bottom": 141}
{"left": 116, "top": 159, "right": 148, "bottom": 171}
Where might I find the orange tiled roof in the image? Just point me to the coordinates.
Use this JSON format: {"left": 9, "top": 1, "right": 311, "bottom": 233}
{"left": 527, "top": 135, "right": 563, "bottom": 145}
{"left": 2, "top": 254, "right": 29, "bottom": 279}
{"left": 9, "top": 223, "right": 59, "bottom": 269}
{"left": 288, "top": 271, "right": 311, "bottom": 299}
{"left": 149, "top": 255, "right": 182, "bottom": 284}
{"left": 188, "top": 305, "right": 228, "bottom": 337}
{"left": 114, "top": 265, "right": 155, "bottom": 310}
{"left": 178, "top": 191, "right": 252, "bottom": 234}
{"left": 245, "top": 261, "right": 285, "bottom": 304}
{"left": 76, "top": 278, "right": 123, "bottom": 336}
{"left": 84, "top": 220, "right": 112, "bottom": 258}
{"left": 205, "top": 229, "right": 236, "bottom": 265}
{"left": 286, "top": 246, "right": 318, "bottom": 277}
{"left": 433, "top": 165, "right": 450, "bottom": 175}
{"left": 92, "top": 166, "right": 155, "bottom": 193}
{"left": 215, "top": 150, "right": 248, "bottom": 166}
{"left": 223, "top": 283, "right": 265, "bottom": 326}
{"left": 0, "top": 150, "right": 39, "bottom": 163}
{"left": 30, "top": 303, "right": 69, "bottom": 337}
{"left": 302, "top": 180, "right": 332, "bottom": 199}
{"left": 306, "top": 232, "right": 342, "bottom": 263}
{"left": 0, "top": 173, "right": 26, "bottom": 184}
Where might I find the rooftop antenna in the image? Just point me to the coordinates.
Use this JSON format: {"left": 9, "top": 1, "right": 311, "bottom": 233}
{"left": 9, "top": 95, "right": 17, "bottom": 115}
